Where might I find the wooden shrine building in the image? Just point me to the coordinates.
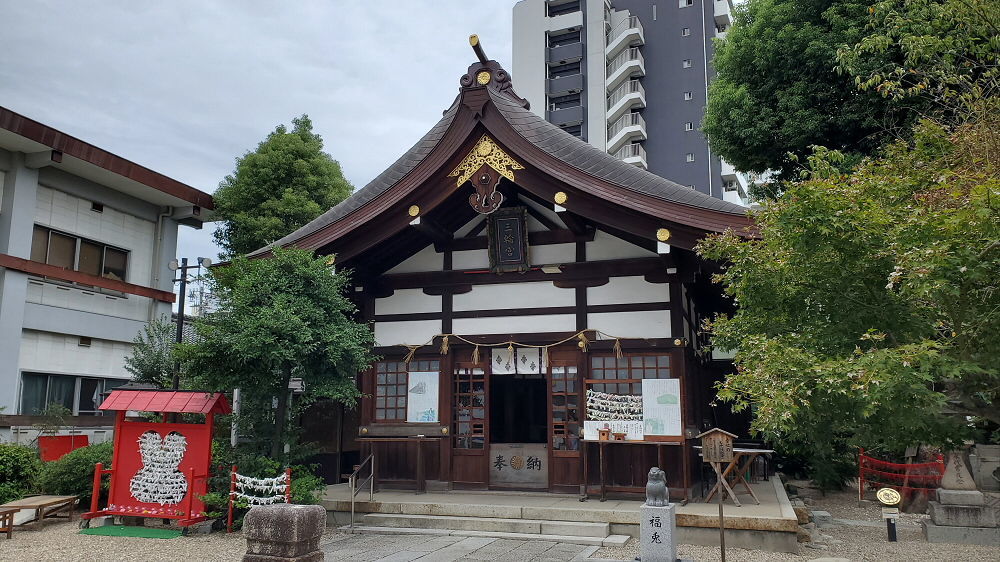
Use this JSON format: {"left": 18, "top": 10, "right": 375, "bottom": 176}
{"left": 257, "top": 39, "right": 753, "bottom": 499}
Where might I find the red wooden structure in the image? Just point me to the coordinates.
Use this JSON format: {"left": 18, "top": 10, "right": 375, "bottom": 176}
{"left": 858, "top": 448, "right": 945, "bottom": 501}
{"left": 81, "top": 389, "right": 231, "bottom": 527}
{"left": 226, "top": 466, "right": 292, "bottom": 533}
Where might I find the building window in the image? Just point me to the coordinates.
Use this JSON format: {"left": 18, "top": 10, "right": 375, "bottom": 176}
{"left": 682, "top": 59, "right": 692, "bottom": 68}
{"left": 550, "top": 364, "right": 580, "bottom": 451}
{"left": 549, "top": 92, "right": 582, "bottom": 110}
{"left": 587, "top": 355, "right": 672, "bottom": 397}
{"left": 684, "top": 122, "right": 694, "bottom": 131}
{"left": 547, "top": 0, "right": 581, "bottom": 17}
{"left": 453, "top": 365, "right": 486, "bottom": 449}
{"left": 686, "top": 153, "right": 695, "bottom": 162}
{"left": 548, "top": 61, "right": 581, "bottom": 79}
{"left": 20, "top": 373, "right": 126, "bottom": 415}
{"left": 684, "top": 91, "right": 694, "bottom": 101}
{"left": 548, "top": 29, "right": 581, "bottom": 48}
{"left": 679, "top": 0, "right": 694, "bottom": 7}
{"left": 724, "top": 180, "right": 738, "bottom": 191}
{"left": 682, "top": 27, "right": 691, "bottom": 36}
{"left": 374, "top": 359, "right": 440, "bottom": 421}
{"left": 561, "top": 124, "right": 583, "bottom": 137}
{"left": 30, "top": 225, "right": 130, "bottom": 282}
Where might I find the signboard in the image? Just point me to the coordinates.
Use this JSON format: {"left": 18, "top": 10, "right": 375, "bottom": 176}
{"left": 490, "top": 443, "right": 547, "bottom": 488}
{"left": 881, "top": 507, "right": 900, "bottom": 519}
{"left": 641, "top": 379, "right": 682, "bottom": 436}
{"left": 487, "top": 207, "right": 529, "bottom": 273}
{"left": 406, "top": 371, "right": 439, "bottom": 423}
{"left": 584, "top": 420, "right": 643, "bottom": 441}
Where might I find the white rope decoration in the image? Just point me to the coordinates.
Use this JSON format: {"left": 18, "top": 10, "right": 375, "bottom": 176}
{"left": 586, "top": 390, "right": 643, "bottom": 421}
{"left": 232, "top": 471, "right": 289, "bottom": 505}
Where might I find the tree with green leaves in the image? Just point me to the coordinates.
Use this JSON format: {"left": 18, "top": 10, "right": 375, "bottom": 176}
{"left": 123, "top": 315, "right": 176, "bottom": 388}
{"left": 179, "top": 248, "right": 374, "bottom": 459}
{"left": 703, "top": 0, "right": 921, "bottom": 182}
{"left": 212, "top": 115, "right": 353, "bottom": 258}
{"left": 698, "top": 0, "right": 1000, "bottom": 488}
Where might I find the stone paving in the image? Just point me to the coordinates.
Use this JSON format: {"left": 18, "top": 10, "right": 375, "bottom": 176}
{"left": 320, "top": 532, "right": 605, "bottom": 561}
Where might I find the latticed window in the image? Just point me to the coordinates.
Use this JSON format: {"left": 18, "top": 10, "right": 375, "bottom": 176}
{"left": 587, "top": 355, "right": 672, "bottom": 396}
{"left": 551, "top": 365, "right": 580, "bottom": 451}
{"left": 453, "top": 366, "right": 486, "bottom": 449}
{"left": 375, "top": 360, "right": 439, "bottom": 421}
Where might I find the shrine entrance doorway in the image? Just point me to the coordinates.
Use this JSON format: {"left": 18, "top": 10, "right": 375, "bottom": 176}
{"left": 488, "top": 363, "right": 548, "bottom": 490}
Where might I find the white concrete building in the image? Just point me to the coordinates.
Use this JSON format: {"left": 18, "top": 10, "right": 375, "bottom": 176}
{"left": 512, "top": 0, "right": 750, "bottom": 205}
{"left": 0, "top": 107, "right": 213, "bottom": 443}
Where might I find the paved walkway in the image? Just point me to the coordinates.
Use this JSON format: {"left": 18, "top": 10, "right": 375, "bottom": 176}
{"left": 320, "top": 533, "right": 607, "bottom": 561}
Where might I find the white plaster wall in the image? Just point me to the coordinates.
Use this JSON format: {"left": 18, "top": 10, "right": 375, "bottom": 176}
{"left": 374, "top": 320, "right": 441, "bottom": 347}
{"left": 453, "top": 249, "right": 490, "bottom": 270}
{"left": 18, "top": 329, "right": 131, "bottom": 379}
{"left": 387, "top": 244, "right": 441, "bottom": 274}
{"left": 26, "top": 279, "right": 149, "bottom": 322}
{"left": 375, "top": 289, "right": 441, "bottom": 315}
{"left": 454, "top": 216, "right": 485, "bottom": 238}
{"left": 589, "top": 310, "right": 671, "bottom": 339}
{"left": 531, "top": 242, "right": 576, "bottom": 264}
{"left": 35, "top": 185, "right": 155, "bottom": 286}
{"left": 586, "top": 230, "right": 658, "bottom": 261}
{"left": 588, "top": 277, "right": 669, "bottom": 306}
{"left": 453, "top": 314, "right": 576, "bottom": 335}
{"left": 454, "top": 282, "right": 574, "bottom": 311}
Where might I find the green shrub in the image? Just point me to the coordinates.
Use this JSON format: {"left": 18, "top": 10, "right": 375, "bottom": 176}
{"left": 38, "top": 441, "right": 113, "bottom": 505}
{"left": 0, "top": 443, "right": 42, "bottom": 503}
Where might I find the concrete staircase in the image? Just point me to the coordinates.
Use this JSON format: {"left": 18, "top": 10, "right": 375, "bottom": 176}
{"left": 339, "top": 509, "right": 630, "bottom": 547}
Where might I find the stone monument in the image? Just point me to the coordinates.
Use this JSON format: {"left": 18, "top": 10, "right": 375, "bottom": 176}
{"left": 243, "top": 503, "right": 326, "bottom": 562}
{"left": 923, "top": 450, "right": 1000, "bottom": 546}
{"left": 640, "top": 467, "right": 677, "bottom": 562}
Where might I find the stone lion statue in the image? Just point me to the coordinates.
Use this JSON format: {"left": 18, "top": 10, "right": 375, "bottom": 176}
{"left": 645, "top": 467, "right": 669, "bottom": 507}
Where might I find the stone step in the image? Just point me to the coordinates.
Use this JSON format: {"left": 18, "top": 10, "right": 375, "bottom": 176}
{"left": 341, "top": 524, "right": 631, "bottom": 547}
{"left": 361, "top": 512, "right": 611, "bottom": 538}
{"left": 323, "top": 499, "right": 641, "bottom": 525}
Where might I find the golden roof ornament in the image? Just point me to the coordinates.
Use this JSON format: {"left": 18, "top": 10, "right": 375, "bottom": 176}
{"left": 449, "top": 135, "right": 524, "bottom": 187}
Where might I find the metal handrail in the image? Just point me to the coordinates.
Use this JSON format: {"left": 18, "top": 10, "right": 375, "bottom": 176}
{"left": 613, "top": 143, "right": 646, "bottom": 161}
{"left": 348, "top": 453, "right": 375, "bottom": 529}
{"left": 606, "top": 15, "right": 643, "bottom": 44}
{"left": 607, "top": 112, "right": 646, "bottom": 141}
{"left": 607, "top": 79, "right": 644, "bottom": 109}
{"left": 606, "top": 47, "right": 642, "bottom": 76}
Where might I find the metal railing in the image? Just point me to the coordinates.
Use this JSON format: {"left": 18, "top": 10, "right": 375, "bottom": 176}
{"left": 606, "top": 15, "right": 643, "bottom": 45}
{"left": 607, "top": 112, "right": 646, "bottom": 141}
{"left": 613, "top": 142, "right": 646, "bottom": 162}
{"left": 348, "top": 453, "right": 375, "bottom": 529}
{"left": 607, "top": 79, "right": 644, "bottom": 109}
{"left": 606, "top": 47, "right": 643, "bottom": 77}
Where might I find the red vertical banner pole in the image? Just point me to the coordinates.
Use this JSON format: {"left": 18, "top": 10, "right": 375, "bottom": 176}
{"left": 285, "top": 468, "right": 292, "bottom": 504}
{"left": 227, "top": 465, "right": 237, "bottom": 533}
{"left": 89, "top": 462, "right": 103, "bottom": 515}
{"left": 185, "top": 466, "right": 196, "bottom": 523}
{"left": 858, "top": 448, "right": 865, "bottom": 502}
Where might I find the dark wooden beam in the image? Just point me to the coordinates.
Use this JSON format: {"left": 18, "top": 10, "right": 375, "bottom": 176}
{"left": 519, "top": 197, "right": 562, "bottom": 231}
{"left": 0, "top": 253, "right": 175, "bottom": 302}
{"left": 444, "top": 228, "right": 594, "bottom": 252}
{"left": 558, "top": 209, "right": 590, "bottom": 236}
{"left": 411, "top": 217, "right": 453, "bottom": 247}
{"left": 374, "top": 301, "right": 670, "bottom": 323}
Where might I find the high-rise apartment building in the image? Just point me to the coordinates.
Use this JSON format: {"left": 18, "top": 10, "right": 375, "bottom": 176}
{"left": 512, "top": 0, "right": 748, "bottom": 204}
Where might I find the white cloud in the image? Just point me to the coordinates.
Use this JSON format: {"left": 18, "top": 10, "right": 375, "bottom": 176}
{"left": 1, "top": 0, "right": 515, "bottom": 262}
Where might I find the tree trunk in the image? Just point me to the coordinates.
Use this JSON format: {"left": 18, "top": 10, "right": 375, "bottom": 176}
{"left": 271, "top": 368, "right": 292, "bottom": 459}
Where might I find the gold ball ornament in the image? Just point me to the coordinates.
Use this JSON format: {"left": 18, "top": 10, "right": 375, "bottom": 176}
{"left": 476, "top": 71, "right": 491, "bottom": 85}
{"left": 554, "top": 191, "right": 568, "bottom": 205}
{"left": 441, "top": 427, "right": 449, "bottom": 435}
{"left": 656, "top": 228, "right": 672, "bottom": 242}
{"left": 876, "top": 487, "right": 901, "bottom": 505}
{"left": 408, "top": 205, "right": 420, "bottom": 217}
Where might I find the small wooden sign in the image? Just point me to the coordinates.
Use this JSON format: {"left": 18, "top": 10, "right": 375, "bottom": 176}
{"left": 697, "top": 428, "right": 736, "bottom": 464}
{"left": 487, "top": 207, "right": 529, "bottom": 273}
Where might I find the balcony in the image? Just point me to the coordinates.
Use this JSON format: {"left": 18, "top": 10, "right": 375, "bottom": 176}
{"left": 714, "top": 0, "right": 732, "bottom": 27}
{"left": 547, "top": 42, "right": 584, "bottom": 65}
{"left": 605, "top": 47, "right": 645, "bottom": 92}
{"left": 547, "top": 105, "right": 584, "bottom": 127}
{"left": 605, "top": 15, "right": 644, "bottom": 59}
{"left": 606, "top": 112, "right": 646, "bottom": 154}
{"left": 613, "top": 142, "right": 647, "bottom": 169}
{"left": 606, "top": 79, "right": 645, "bottom": 123}
{"left": 547, "top": 73, "right": 584, "bottom": 96}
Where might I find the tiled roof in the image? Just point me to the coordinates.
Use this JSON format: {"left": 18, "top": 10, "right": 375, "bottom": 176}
{"left": 98, "top": 390, "right": 232, "bottom": 414}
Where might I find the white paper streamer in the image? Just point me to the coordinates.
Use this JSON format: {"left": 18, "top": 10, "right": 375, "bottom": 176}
{"left": 586, "top": 389, "right": 643, "bottom": 421}
{"left": 129, "top": 431, "right": 189, "bottom": 505}
{"left": 232, "top": 471, "right": 289, "bottom": 505}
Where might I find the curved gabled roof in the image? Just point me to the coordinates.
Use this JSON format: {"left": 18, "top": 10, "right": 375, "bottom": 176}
{"left": 250, "top": 58, "right": 751, "bottom": 258}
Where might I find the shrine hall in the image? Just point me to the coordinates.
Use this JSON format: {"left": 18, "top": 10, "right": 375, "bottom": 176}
{"left": 257, "top": 38, "right": 754, "bottom": 499}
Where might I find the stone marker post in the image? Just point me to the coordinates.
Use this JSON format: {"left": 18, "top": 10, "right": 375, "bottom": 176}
{"left": 640, "top": 467, "right": 677, "bottom": 562}
{"left": 243, "top": 503, "right": 326, "bottom": 562}
{"left": 924, "top": 450, "right": 1000, "bottom": 545}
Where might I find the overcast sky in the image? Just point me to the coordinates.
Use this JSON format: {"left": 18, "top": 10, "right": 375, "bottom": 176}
{"left": 1, "top": 1, "right": 516, "bottom": 265}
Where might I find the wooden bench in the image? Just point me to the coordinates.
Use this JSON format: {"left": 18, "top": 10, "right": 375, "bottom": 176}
{"left": 0, "top": 507, "right": 16, "bottom": 539}
{"left": 0, "top": 495, "right": 79, "bottom": 526}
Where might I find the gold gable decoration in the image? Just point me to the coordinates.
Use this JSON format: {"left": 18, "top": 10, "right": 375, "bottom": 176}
{"left": 448, "top": 135, "right": 524, "bottom": 187}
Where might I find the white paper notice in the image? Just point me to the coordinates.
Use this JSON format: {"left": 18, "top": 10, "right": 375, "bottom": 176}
{"left": 406, "top": 371, "right": 439, "bottom": 422}
{"left": 642, "top": 378, "right": 682, "bottom": 436}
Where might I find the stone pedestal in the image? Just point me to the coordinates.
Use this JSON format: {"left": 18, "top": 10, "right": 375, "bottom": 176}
{"left": 640, "top": 504, "right": 677, "bottom": 562}
{"left": 243, "top": 504, "right": 326, "bottom": 562}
